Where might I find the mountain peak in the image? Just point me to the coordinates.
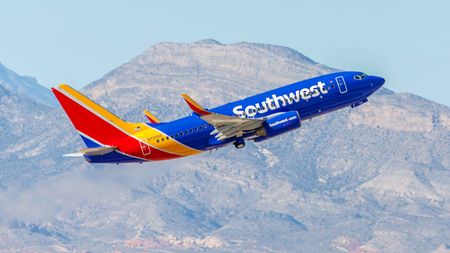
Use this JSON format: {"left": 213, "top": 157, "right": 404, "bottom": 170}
{"left": 88, "top": 40, "right": 334, "bottom": 93}
{"left": 235, "top": 41, "right": 317, "bottom": 65}
{"left": 0, "top": 62, "right": 55, "bottom": 107}
{"left": 194, "top": 39, "right": 223, "bottom": 45}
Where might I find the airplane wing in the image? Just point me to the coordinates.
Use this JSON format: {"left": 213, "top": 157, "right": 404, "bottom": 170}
{"left": 181, "top": 94, "right": 264, "bottom": 141}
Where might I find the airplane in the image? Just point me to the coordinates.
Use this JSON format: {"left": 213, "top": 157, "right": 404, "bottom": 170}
{"left": 52, "top": 71, "right": 385, "bottom": 163}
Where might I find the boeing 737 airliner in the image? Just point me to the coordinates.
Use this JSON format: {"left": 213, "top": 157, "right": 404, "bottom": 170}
{"left": 52, "top": 71, "right": 385, "bottom": 163}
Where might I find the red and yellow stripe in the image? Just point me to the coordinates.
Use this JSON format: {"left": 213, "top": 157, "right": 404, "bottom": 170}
{"left": 52, "top": 84, "right": 202, "bottom": 161}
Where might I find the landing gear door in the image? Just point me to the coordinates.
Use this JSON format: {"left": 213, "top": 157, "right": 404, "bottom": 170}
{"left": 335, "top": 76, "right": 348, "bottom": 94}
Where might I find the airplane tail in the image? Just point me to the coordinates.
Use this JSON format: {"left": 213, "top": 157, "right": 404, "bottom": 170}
{"left": 51, "top": 84, "right": 137, "bottom": 148}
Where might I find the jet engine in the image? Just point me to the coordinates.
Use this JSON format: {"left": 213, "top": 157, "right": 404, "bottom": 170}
{"left": 253, "top": 111, "right": 301, "bottom": 142}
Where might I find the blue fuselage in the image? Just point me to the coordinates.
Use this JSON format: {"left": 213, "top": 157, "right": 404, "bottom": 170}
{"left": 153, "top": 71, "right": 385, "bottom": 151}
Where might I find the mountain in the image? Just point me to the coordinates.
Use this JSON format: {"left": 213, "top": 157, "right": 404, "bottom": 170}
{"left": 0, "top": 62, "right": 56, "bottom": 107}
{"left": 85, "top": 40, "right": 334, "bottom": 121}
{"left": 0, "top": 40, "right": 449, "bottom": 252}
{"left": 0, "top": 64, "right": 82, "bottom": 190}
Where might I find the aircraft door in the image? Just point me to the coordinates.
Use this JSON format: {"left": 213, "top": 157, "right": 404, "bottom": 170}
{"left": 139, "top": 139, "right": 151, "bottom": 155}
{"left": 335, "top": 76, "right": 348, "bottom": 94}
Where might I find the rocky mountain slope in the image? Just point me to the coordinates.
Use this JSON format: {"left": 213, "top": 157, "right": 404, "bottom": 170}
{"left": 0, "top": 63, "right": 55, "bottom": 107}
{"left": 0, "top": 40, "right": 449, "bottom": 252}
{"left": 0, "top": 64, "right": 83, "bottom": 190}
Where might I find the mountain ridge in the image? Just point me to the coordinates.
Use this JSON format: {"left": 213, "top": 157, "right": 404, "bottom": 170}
{"left": 0, "top": 62, "right": 55, "bottom": 107}
{"left": 0, "top": 40, "right": 449, "bottom": 252}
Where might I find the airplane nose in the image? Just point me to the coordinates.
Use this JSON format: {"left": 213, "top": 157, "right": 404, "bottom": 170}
{"left": 371, "top": 76, "right": 385, "bottom": 88}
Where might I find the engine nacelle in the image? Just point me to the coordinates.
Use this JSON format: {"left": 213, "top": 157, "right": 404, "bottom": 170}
{"left": 254, "top": 111, "right": 301, "bottom": 142}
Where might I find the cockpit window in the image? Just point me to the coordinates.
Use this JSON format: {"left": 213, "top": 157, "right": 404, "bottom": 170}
{"left": 353, "top": 73, "right": 368, "bottom": 80}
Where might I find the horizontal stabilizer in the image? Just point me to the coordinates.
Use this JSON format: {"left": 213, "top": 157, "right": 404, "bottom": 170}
{"left": 79, "top": 146, "right": 117, "bottom": 156}
{"left": 63, "top": 153, "right": 84, "bottom": 157}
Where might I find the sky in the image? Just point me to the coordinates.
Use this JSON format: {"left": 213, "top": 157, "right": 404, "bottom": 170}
{"left": 0, "top": 0, "right": 449, "bottom": 106}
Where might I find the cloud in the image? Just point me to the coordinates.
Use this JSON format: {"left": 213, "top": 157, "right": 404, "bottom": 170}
{"left": 0, "top": 157, "right": 194, "bottom": 223}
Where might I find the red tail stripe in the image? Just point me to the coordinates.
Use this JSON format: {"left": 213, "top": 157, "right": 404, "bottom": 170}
{"left": 52, "top": 88, "right": 181, "bottom": 160}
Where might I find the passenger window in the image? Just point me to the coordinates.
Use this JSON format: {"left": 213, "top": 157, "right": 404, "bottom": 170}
{"left": 157, "top": 139, "right": 160, "bottom": 143}
{"left": 166, "top": 136, "right": 169, "bottom": 140}
{"left": 204, "top": 124, "right": 207, "bottom": 128}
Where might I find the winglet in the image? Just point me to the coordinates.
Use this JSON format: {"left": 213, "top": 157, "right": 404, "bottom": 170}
{"left": 143, "top": 109, "right": 160, "bottom": 123}
{"left": 181, "top": 94, "right": 211, "bottom": 116}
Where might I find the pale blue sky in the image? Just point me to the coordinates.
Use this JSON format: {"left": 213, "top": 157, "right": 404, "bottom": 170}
{"left": 1, "top": 0, "right": 449, "bottom": 105}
